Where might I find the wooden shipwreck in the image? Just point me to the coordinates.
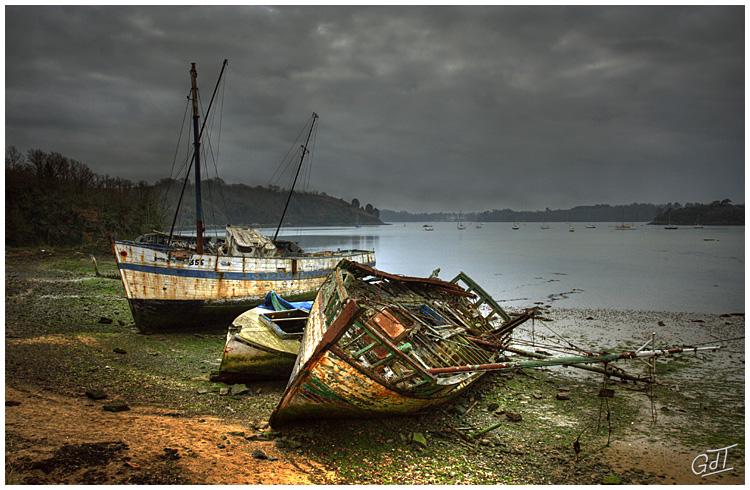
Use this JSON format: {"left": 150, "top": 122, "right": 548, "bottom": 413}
{"left": 112, "top": 61, "right": 374, "bottom": 332}
{"left": 269, "top": 260, "right": 533, "bottom": 425}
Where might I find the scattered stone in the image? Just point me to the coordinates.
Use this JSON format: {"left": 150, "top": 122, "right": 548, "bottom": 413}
{"left": 598, "top": 388, "right": 615, "bottom": 398}
{"left": 219, "top": 387, "right": 230, "bottom": 396}
{"left": 227, "top": 431, "right": 245, "bottom": 437}
{"left": 113, "top": 347, "right": 127, "bottom": 354}
{"left": 585, "top": 316, "right": 594, "bottom": 320}
{"left": 657, "top": 321, "right": 666, "bottom": 327}
{"left": 161, "top": 448, "right": 180, "bottom": 460}
{"left": 556, "top": 391, "right": 571, "bottom": 401}
{"left": 532, "top": 393, "right": 543, "bottom": 400}
{"left": 98, "top": 317, "right": 113, "bottom": 324}
{"left": 216, "top": 444, "right": 226, "bottom": 449}
{"left": 720, "top": 314, "right": 732, "bottom": 318}
{"left": 486, "top": 402, "right": 500, "bottom": 412}
{"left": 245, "top": 431, "right": 279, "bottom": 442}
{"left": 276, "top": 437, "right": 303, "bottom": 450}
{"left": 410, "top": 432, "right": 428, "bottom": 449}
{"left": 230, "top": 384, "right": 249, "bottom": 396}
{"left": 5, "top": 400, "right": 21, "bottom": 407}
{"left": 197, "top": 388, "right": 209, "bottom": 395}
{"left": 505, "top": 411, "right": 522, "bottom": 422}
{"left": 256, "top": 388, "right": 263, "bottom": 394}
{"left": 690, "top": 319, "right": 705, "bottom": 323}
{"left": 103, "top": 402, "right": 130, "bottom": 412}
{"left": 85, "top": 389, "right": 107, "bottom": 400}
{"left": 252, "top": 449, "right": 269, "bottom": 460}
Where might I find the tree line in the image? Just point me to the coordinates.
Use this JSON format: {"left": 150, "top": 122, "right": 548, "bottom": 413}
{"left": 6, "top": 146, "right": 163, "bottom": 249}
{"left": 6, "top": 146, "right": 385, "bottom": 249}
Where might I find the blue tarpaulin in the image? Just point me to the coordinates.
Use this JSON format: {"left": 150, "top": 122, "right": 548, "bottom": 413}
{"left": 262, "top": 291, "right": 312, "bottom": 312}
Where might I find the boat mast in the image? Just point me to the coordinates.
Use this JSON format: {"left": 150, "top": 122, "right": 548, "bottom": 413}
{"left": 272, "top": 112, "right": 319, "bottom": 242}
{"left": 190, "top": 63, "right": 205, "bottom": 254}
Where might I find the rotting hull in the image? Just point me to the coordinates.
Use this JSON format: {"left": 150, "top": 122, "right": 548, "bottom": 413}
{"left": 270, "top": 262, "right": 509, "bottom": 426}
{"left": 112, "top": 240, "right": 375, "bottom": 332}
{"left": 270, "top": 349, "right": 478, "bottom": 425}
{"left": 216, "top": 336, "right": 297, "bottom": 381}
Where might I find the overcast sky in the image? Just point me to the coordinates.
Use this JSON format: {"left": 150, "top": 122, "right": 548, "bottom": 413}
{"left": 5, "top": 6, "right": 744, "bottom": 212}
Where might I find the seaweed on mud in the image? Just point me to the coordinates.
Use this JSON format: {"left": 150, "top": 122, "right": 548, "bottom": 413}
{"left": 30, "top": 441, "right": 129, "bottom": 475}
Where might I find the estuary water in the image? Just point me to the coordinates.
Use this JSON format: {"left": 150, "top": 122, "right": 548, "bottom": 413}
{"left": 263, "top": 222, "right": 744, "bottom": 314}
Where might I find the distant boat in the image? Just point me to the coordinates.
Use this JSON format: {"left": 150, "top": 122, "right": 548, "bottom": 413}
{"left": 585, "top": 224, "right": 596, "bottom": 229}
{"left": 512, "top": 223, "right": 520, "bottom": 230}
{"left": 422, "top": 224, "right": 434, "bottom": 231}
{"left": 694, "top": 214, "right": 704, "bottom": 229}
{"left": 457, "top": 212, "right": 466, "bottom": 230}
{"left": 475, "top": 222, "right": 483, "bottom": 229}
{"left": 568, "top": 225, "right": 575, "bottom": 232}
{"left": 616, "top": 209, "right": 634, "bottom": 230}
{"left": 540, "top": 223, "right": 550, "bottom": 230}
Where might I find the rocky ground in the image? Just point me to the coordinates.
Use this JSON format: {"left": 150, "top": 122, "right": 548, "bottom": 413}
{"left": 5, "top": 248, "right": 745, "bottom": 484}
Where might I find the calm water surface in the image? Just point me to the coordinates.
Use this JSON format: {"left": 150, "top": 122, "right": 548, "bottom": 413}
{"left": 264, "top": 222, "right": 744, "bottom": 314}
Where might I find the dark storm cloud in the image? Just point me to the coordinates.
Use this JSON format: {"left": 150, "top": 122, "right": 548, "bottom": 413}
{"left": 5, "top": 6, "right": 744, "bottom": 212}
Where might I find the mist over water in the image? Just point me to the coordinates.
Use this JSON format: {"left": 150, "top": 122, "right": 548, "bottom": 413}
{"left": 264, "top": 222, "right": 744, "bottom": 314}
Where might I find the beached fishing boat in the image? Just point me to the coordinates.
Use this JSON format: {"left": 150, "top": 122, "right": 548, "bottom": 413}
{"left": 214, "top": 292, "right": 312, "bottom": 381}
{"left": 270, "top": 260, "right": 536, "bottom": 425}
{"left": 112, "top": 61, "right": 375, "bottom": 332}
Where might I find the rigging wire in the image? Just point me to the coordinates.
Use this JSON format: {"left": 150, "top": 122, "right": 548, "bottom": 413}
{"left": 268, "top": 120, "right": 309, "bottom": 187}
{"left": 200, "top": 87, "right": 229, "bottom": 224}
{"left": 159, "top": 95, "right": 191, "bottom": 221}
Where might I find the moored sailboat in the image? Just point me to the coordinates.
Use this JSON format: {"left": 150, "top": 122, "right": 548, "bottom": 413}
{"left": 112, "top": 61, "right": 375, "bottom": 332}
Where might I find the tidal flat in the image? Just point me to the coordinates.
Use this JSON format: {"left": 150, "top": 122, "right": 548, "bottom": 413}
{"left": 5, "top": 248, "right": 744, "bottom": 484}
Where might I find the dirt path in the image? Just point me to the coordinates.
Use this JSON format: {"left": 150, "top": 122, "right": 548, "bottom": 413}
{"left": 5, "top": 386, "right": 336, "bottom": 484}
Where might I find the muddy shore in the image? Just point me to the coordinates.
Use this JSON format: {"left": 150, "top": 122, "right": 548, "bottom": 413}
{"left": 5, "top": 248, "right": 745, "bottom": 484}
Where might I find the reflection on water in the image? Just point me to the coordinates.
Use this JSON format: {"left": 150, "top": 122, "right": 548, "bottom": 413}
{"left": 183, "top": 223, "right": 744, "bottom": 313}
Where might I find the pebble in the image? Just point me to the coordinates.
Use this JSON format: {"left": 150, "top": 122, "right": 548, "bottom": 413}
{"left": 103, "top": 402, "right": 130, "bottom": 412}
{"left": 230, "top": 384, "right": 249, "bottom": 396}
{"left": 505, "top": 411, "right": 522, "bottom": 422}
{"left": 113, "top": 347, "right": 127, "bottom": 354}
{"left": 85, "top": 389, "right": 107, "bottom": 400}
